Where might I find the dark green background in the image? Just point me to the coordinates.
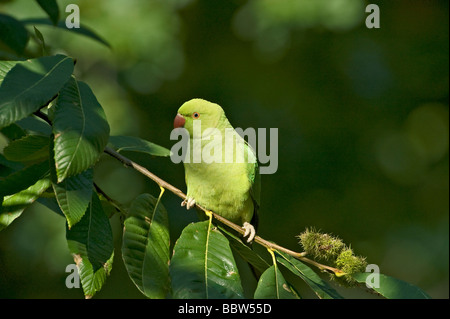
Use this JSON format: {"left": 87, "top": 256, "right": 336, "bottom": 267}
{"left": 0, "top": 0, "right": 448, "bottom": 298}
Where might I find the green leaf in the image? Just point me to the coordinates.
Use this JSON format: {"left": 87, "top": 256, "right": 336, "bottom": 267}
{"left": 0, "top": 54, "right": 74, "bottom": 129}
{"left": 37, "top": 196, "right": 64, "bottom": 217}
{"left": 3, "top": 134, "right": 50, "bottom": 164}
{"left": 22, "top": 18, "right": 111, "bottom": 48}
{"left": 0, "top": 178, "right": 51, "bottom": 231}
{"left": 66, "top": 191, "right": 114, "bottom": 298}
{"left": 122, "top": 193, "right": 170, "bottom": 299}
{"left": 75, "top": 250, "right": 114, "bottom": 299}
{"left": 275, "top": 251, "right": 344, "bottom": 299}
{"left": 0, "top": 61, "right": 19, "bottom": 86}
{"left": 0, "top": 153, "right": 23, "bottom": 177}
{"left": 254, "top": 264, "right": 300, "bottom": 299}
{"left": 0, "top": 13, "right": 29, "bottom": 56}
{"left": 35, "top": 0, "right": 60, "bottom": 25}
{"left": 170, "top": 220, "right": 244, "bottom": 299}
{"left": 53, "top": 77, "right": 110, "bottom": 182}
{"left": 33, "top": 26, "right": 47, "bottom": 56}
{"left": 16, "top": 116, "right": 52, "bottom": 136}
{"left": 0, "top": 160, "right": 49, "bottom": 196}
{"left": 0, "top": 123, "right": 27, "bottom": 141}
{"left": 53, "top": 168, "right": 93, "bottom": 228}
{"left": 109, "top": 135, "right": 171, "bottom": 157}
{"left": 218, "top": 225, "right": 270, "bottom": 275}
{"left": 66, "top": 192, "right": 114, "bottom": 272}
{"left": 352, "top": 272, "right": 432, "bottom": 299}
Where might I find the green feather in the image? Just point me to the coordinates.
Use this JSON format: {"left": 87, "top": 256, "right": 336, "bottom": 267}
{"left": 177, "top": 99, "right": 260, "bottom": 227}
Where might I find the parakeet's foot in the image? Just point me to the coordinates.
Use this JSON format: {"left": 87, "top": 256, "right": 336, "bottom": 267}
{"left": 181, "top": 197, "right": 196, "bottom": 210}
{"left": 243, "top": 222, "right": 256, "bottom": 243}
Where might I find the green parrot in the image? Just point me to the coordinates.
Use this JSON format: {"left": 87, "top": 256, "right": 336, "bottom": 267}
{"left": 173, "top": 98, "right": 260, "bottom": 242}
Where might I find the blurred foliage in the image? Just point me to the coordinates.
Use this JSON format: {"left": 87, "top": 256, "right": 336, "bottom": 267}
{"left": 0, "top": 0, "right": 448, "bottom": 298}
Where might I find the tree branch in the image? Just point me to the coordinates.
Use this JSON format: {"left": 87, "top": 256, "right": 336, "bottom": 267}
{"left": 33, "top": 108, "right": 343, "bottom": 274}
{"left": 103, "top": 146, "right": 344, "bottom": 276}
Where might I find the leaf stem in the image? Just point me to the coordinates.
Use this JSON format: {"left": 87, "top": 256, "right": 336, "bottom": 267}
{"left": 93, "top": 182, "right": 124, "bottom": 214}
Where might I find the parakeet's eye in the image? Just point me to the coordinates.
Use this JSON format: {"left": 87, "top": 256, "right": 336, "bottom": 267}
{"left": 192, "top": 112, "right": 200, "bottom": 119}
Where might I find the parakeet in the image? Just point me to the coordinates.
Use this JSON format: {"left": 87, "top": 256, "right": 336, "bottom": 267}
{"left": 173, "top": 98, "right": 260, "bottom": 242}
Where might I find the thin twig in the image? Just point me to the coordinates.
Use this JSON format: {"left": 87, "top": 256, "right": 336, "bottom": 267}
{"left": 103, "top": 147, "right": 186, "bottom": 199}
{"left": 93, "top": 182, "right": 124, "bottom": 214}
{"left": 103, "top": 146, "right": 344, "bottom": 275}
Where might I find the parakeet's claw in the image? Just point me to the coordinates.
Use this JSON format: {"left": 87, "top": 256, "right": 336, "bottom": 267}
{"left": 242, "top": 222, "right": 256, "bottom": 243}
{"left": 181, "top": 197, "right": 196, "bottom": 210}
{"left": 187, "top": 197, "right": 196, "bottom": 209}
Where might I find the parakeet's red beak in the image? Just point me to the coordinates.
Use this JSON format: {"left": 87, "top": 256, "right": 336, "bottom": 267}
{"left": 174, "top": 113, "right": 186, "bottom": 128}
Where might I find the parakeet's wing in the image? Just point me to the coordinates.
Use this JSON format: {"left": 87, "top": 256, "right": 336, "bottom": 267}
{"left": 245, "top": 142, "right": 260, "bottom": 230}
